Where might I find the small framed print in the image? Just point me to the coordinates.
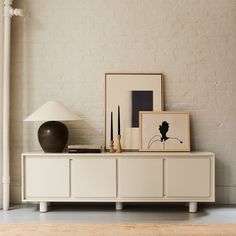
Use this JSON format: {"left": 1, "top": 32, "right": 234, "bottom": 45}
{"left": 139, "top": 112, "right": 190, "bottom": 152}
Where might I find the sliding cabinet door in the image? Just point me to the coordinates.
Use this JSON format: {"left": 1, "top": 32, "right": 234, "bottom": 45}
{"left": 118, "top": 158, "right": 163, "bottom": 198}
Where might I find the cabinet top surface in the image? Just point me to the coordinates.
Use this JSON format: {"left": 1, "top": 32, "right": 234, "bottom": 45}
{"left": 22, "top": 151, "right": 215, "bottom": 157}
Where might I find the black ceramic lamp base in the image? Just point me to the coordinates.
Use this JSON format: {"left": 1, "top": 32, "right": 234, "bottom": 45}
{"left": 38, "top": 121, "right": 69, "bottom": 153}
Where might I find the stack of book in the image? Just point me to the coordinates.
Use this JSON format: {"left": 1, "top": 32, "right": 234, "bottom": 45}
{"left": 68, "top": 144, "right": 102, "bottom": 153}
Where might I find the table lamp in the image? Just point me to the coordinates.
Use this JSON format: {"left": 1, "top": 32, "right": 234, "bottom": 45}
{"left": 24, "top": 101, "right": 81, "bottom": 153}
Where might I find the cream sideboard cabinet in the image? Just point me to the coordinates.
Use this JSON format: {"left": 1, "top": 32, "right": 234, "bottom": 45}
{"left": 21, "top": 152, "right": 215, "bottom": 213}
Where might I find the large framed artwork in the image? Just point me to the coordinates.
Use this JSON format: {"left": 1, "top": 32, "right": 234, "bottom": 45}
{"left": 139, "top": 112, "right": 190, "bottom": 152}
{"left": 105, "top": 73, "right": 163, "bottom": 151}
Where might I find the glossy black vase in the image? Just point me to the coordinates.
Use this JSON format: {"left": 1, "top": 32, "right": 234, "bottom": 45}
{"left": 38, "top": 121, "right": 69, "bottom": 153}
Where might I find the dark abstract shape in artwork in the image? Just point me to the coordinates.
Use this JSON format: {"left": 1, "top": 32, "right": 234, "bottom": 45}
{"left": 132, "top": 91, "right": 153, "bottom": 127}
{"left": 148, "top": 121, "right": 183, "bottom": 149}
{"left": 159, "top": 121, "right": 169, "bottom": 142}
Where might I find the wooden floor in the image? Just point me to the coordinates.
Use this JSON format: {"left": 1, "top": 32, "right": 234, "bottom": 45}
{"left": 0, "top": 203, "right": 236, "bottom": 224}
{"left": 0, "top": 224, "right": 236, "bottom": 236}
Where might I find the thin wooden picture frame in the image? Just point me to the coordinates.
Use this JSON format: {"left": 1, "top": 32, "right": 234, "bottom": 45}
{"left": 105, "top": 73, "right": 164, "bottom": 151}
{"left": 139, "top": 111, "right": 190, "bottom": 152}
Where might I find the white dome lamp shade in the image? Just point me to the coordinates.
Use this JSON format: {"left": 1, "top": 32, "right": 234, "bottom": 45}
{"left": 25, "top": 101, "right": 81, "bottom": 153}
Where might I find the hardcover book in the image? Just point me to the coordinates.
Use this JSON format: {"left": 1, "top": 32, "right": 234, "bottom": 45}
{"left": 68, "top": 144, "right": 102, "bottom": 153}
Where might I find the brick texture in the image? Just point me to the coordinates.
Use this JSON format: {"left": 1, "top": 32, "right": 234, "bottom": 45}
{"left": 9, "top": 0, "right": 236, "bottom": 203}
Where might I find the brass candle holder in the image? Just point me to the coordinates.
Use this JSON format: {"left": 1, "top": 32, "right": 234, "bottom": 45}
{"left": 109, "top": 140, "right": 116, "bottom": 153}
{"left": 116, "top": 134, "right": 122, "bottom": 153}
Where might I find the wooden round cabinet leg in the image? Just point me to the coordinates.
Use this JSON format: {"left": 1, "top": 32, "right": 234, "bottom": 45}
{"left": 116, "top": 202, "right": 123, "bottom": 211}
{"left": 40, "top": 202, "right": 48, "bottom": 213}
{"left": 189, "top": 202, "right": 197, "bottom": 213}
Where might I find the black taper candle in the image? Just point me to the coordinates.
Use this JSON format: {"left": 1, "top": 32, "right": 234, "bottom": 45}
{"left": 111, "top": 112, "right": 113, "bottom": 141}
{"left": 118, "top": 105, "right": 120, "bottom": 135}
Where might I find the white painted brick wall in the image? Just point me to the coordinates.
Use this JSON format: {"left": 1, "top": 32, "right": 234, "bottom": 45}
{"left": 9, "top": 0, "right": 236, "bottom": 203}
